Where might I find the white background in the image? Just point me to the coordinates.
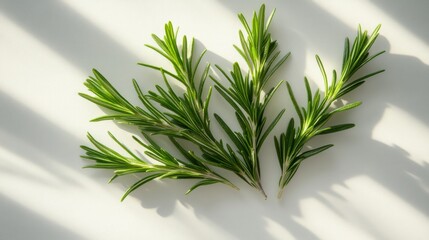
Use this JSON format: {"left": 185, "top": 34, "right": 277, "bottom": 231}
{"left": 1, "top": 0, "right": 428, "bottom": 239}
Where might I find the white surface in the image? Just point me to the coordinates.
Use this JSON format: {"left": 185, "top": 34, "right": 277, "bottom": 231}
{"left": 1, "top": 0, "right": 428, "bottom": 239}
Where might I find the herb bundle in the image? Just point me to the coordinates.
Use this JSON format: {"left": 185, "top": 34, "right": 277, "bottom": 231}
{"left": 80, "top": 5, "right": 383, "bottom": 200}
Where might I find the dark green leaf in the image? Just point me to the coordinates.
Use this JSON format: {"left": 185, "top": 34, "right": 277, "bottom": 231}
{"left": 316, "top": 123, "right": 355, "bottom": 135}
{"left": 186, "top": 179, "right": 219, "bottom": 194}
{"left": 330, "top": 101, "right": 362, "bottom": 114}
{"left": 297, "top": 144, "right": 334, "bottom": 160}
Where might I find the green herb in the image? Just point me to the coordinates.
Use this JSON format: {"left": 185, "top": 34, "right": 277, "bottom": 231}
{"left": 275, "top": 25, "right": 384, "bottom": 198}
{"left": 79, "top": 4, "right": 383, "bottom": 200}
{"left": 79, "top": 22, "right": 241, "bottom": 201}
{"left": 79, "top": 5, "right": 286, "bottom": 200}
{"left": 212, "top": 4, "right": 289, "bottom": 198}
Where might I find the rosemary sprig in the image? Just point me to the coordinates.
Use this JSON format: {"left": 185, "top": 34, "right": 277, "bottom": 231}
{"left": 81, "top": 132, "right": 236, "bottom": 201}
{"left": 275, "top": 25, "right": 385, "bottom": 198}
{"left": 80, "top": 22, "right": 244, "bottom": 200}
{"left": 212, "top": 4, "right": 289, "bottom": 198}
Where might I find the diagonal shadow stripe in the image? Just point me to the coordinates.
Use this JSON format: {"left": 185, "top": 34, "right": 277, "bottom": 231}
{"left": 0, "top": 0, "right": 140, "bottom": 73}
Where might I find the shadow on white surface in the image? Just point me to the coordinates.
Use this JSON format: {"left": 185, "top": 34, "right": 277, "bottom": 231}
{"left": 369, "top": 0, "right": 429, "bottom": 43}
{"left": 0, "top": 91, "right": 83, "bottom": 186}
{"left": 0, "top": 194, "right": 88, "bottom": 240}
{"left": 1, "top": 0, "right": 429, "bottom": 239}
{"left": 0, "top": 0, "right": 140, "bottom": 74}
